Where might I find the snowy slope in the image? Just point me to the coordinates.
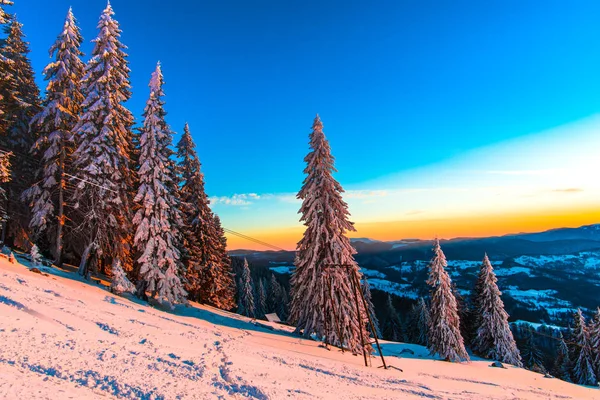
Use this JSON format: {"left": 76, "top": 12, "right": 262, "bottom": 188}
{"left": 0, "top": 258, "right": 597, "bottom": 399}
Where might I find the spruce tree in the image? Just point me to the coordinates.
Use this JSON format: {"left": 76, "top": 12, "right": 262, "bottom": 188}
{"left": 0, "top": 17, "right": 40, "bottom": 248}
{"left": 176, "top": 123, "right": 234, "bottom": 309}
{"left": 211, "top": 214, "right": 236, "bottom": 310}
{"left": 382, "top": 294, "right": 402, "bottom": 342}
{"left": 289, "top": 115, "right": 370, "bottom": 354}
{"left": 521, "top": 329, "right": 546, "bottom": 373}
{"left": 414, "top": 297, "right": 430, "bottom": 346}
{"left": 362, "top": 277, "right": 381, "bottom": 338}
{"left": 255, "top": 278, "right": 267, "bottom": 319}
{"left": 25, "top": 8, "right": 84, "bottom": 265}
{"left": 570, "top": 309, "right": 597, "bottom": 386}
{"left": 552, "top": 331, "right": 572, "bottom": 382}
{"left": 237, "top": 258, "right": 255, "bottom": 318}
{"left": 589, "top": 308, "right": 600, "bottom": 378}
{"left": 71, "top": 3, "right": 131, "bottom": 276}
{"left": 426, "top": 240, "right": 469, "bottom": 362}
{"left": 473, "top": 254, "right": 522, "bottom": 366}
{"left": 132, "top": 63, "right": 186, "bottom": 308}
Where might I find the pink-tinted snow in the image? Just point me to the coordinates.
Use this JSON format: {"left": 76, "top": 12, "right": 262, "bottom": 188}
{"left": 0, "top": 257, "right": 597, "bottom": 399}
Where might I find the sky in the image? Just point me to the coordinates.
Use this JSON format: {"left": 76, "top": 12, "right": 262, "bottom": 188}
{"left": 12, "top": 0, "right": 600, "bottom": 250}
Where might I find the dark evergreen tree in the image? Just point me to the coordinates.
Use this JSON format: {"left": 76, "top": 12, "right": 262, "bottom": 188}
{"left": 176, "top": 123, "right": 233, "bottom": 309}
{"left": 521, "top": 329, "right": 546, "bottom": 373}
{"left": 237, "top": 258, "right": 255, "bottom": 318}
{"left": 0, "top": 17, "right": 40, "bottom": 248}
{"left": 570, "top": 309, "right": 597, "bottom": 386}
{"left": 362, "top": 277, "right": 381, "bottom": 338}
{"left": 255, "top": 278, "right": 267, "bottom": 319}
{"left": 552, "top": 331, "right": 572, "bottom": 382}
{"left": 426, "top": 240, "right": 469, "bottom": 362}
{"left": 382, "top": 294, "right": 402, "bottom": 342}
{"left": 589, "top": 308, "right": 600, "bottom": 378}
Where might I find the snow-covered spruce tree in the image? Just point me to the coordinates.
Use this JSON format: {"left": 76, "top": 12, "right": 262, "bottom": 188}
{"left": 176, "top": 123, "right": 234, "bottom": 309}
{"left": 255, "top": 278, "right": 267, "bottom": 319}
{"left": 269, "top": 273, "right": 282, "bottom": 313}
{"left": 426, "top": 240, "right": 469, "bottom": 362}
{"left": 0, "top": 17, "right": 40, "bottom": 248}
{"left": 382, "top": 294, "right": 402, "bottom": 342}
{"left": 71, "top": 3, "right": 133, "bottom": 276}
{"left": 212, "top": 214, "right": 236, "bottom": 310}
{"left": 132, "top": 63, "right": 186, "bottom": 308}
{"left": 289, "top": 115, "right": 370, "bottom": 354}
{"left": 589, "top": 308, "right": 600, "bottom": 378}
{"left": 570, "top": 309, "right": 597, "bottom": 386}
{"left": 472, "top": 254, "right": 522, "bottom": 366}
{"left": 277, "top": 284, "right": 289, "bottom": 322}
{"left": 552, "top": 331, "right": 572, "bottom": 382}
{"left": 0, "top": 0, "right": 13, "bottom": 124}
{"left": 237, "top": 258, "right": 255, "bottom": 318}
{"left": 362, "top": 276, "right": 381, "bottom": 338}
{"left": 24, "top": 8, "right": 84, "bottom": 265}
{"left": 110, "top": 259, "right": 135, "bottom": 295}
{"left": 29, "top": 243, "right": 41, "bottom": 267}
{"left": 414, "top": 297, "right": 430, "bottom": 346}
{"left": 521, "top": 329, "right": 546, "bottom": 373}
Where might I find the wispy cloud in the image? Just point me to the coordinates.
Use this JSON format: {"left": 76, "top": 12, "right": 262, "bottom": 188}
{"left": 210, "top": 193, "right": 261, "bottom": 206}
{"left": 551, "top": 188, "right": 584, "bottom": 194}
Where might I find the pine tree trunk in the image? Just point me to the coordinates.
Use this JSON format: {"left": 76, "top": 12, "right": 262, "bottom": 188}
{"left": 54, "top": 145, "right": 65, "bottom": 267}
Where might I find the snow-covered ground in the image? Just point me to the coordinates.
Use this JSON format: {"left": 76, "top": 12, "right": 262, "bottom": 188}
{"left": 0, "top": 257, "right": 597, "bottom": 399}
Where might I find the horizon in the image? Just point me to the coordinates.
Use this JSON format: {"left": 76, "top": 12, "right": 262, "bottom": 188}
{"left": 14, "top": 0, "right": 600, "bottom": 250}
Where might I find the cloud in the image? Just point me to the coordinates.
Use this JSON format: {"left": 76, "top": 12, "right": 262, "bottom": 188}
{"left": 210, "top": 193, "right": 261, "bottom": 206}
{"left": 552, "top": 188, "right": 584, "bottom": 193}
{"left": 405, "top": 210, "right": 424, "bottom": 215}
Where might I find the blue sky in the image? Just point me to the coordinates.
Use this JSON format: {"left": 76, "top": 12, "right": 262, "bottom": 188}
{"left": 13, "top": 1, "right": 600, "bottom": 248}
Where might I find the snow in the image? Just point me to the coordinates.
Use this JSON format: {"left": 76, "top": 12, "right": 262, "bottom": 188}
{"left": 494, "top": 266, "right": 532, "bottom": 276}
{"left": 269, "top": 266, "right": 294, "bottom": 274}
{"left": 367, "top": 278, "right": 419, "bottom": 299}
{"left": 0, "top": 257, "right": 598, "bottom": 399}
{"left": 359, "top": 268, "right": 386, "bottom": 279}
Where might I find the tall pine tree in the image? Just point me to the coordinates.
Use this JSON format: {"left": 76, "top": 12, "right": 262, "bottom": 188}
{"left": 289, "top": 114, "right": 370, "bottom": 354}
{"left": 589, "top": 308, "right": 600, "bottom": 379}
{"left": 382, "top": 294, "right": 402, "bottom": 342}
{"left": 426, "top": 240, "right": 469, "bottom": 362}
{"left": 176, "top": 123, "right": 234, "bottom": 309}
{"left": 472, "top": 254, "right": 522, "bottom": 366}
{"left": 570, "top": 309, "right": 597, "bottom": 386}
{"left": 0, "top": 16, "right": 40, "bottom": 248}
{"left": 25, "top": 8, "right": 84, "bottom": 265}
{"left": 237, "top": 258, "right": 255, "bottom": 318}
{"left": 133, "top": 63, "right": 186, "bottom": 308}
{"left": 71, "top": 3, "right": 131, "bottom": 275}
{"left": 521, "top": 328, "right": 546, "bottom": 373}
{"left": 362, "top": 276, "right": 381, "bottom": 338}
{"left": 552, "top": 331, "right": 572, "bottom": 382}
